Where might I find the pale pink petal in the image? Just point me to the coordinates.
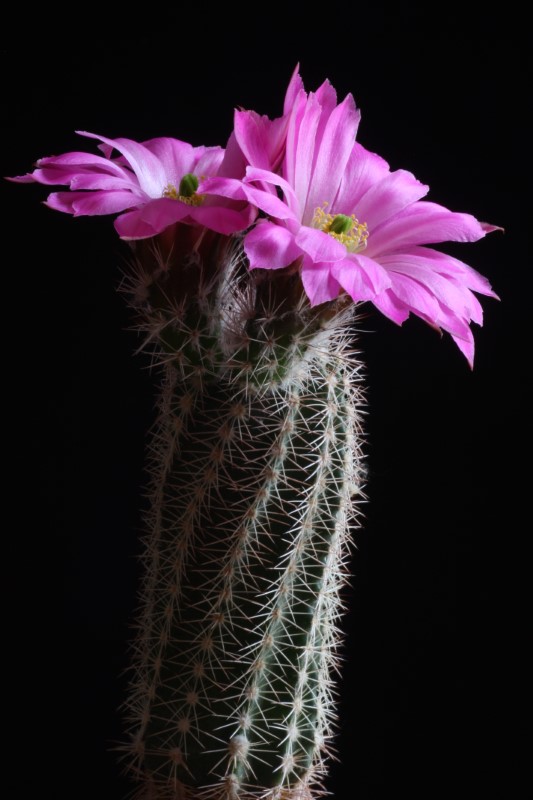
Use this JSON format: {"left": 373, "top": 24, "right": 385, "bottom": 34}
{"left": 372, "top": 290, "right": 411, "bottom": 324}
{"left": 46, "top": 190, "right": 136, "bottom": 216}
{"left": 354, "top": 169, "right": 429, "bottom": 230}
{"left": 349, "top": 254, "right": 393, "bottom": 293}
{"left": 313, "top": 80, "right": 338, "bottom": 124}
{"left": 244, "top": 167, "right": 300, "bottom": 216}
{"left": 301, "top": 257, "right": 341, "bottom": 306}
{"left": 244, "top": 221, "right": 301, "bottom": 270}
{"left": 291, "top": 93, "right": 323, "bottom": 216}
{"left": 332, "top": 143, "right": 390, "bottom": 213}
{"left": 68, "top": 173, "right": 144, "bottom": 194}
{"left": 284, "top": 88, "right": 309, "bottom": 191}
{"left": 37, "top": 151, "right": 129, "bottom": 175}
{"left": 403, "top": 246, "right": 499, "bottom": 298}
{"left": 451, "top": 328, "right": 475, "bottom": 368}
{"left": 234, "top": 111, "right": 275, "bottom": 172}
{"left": 380, "top": 251, "right": 488, "bottom": 324}
{"left": 199, "top": 176, "right": 297, "bottom": 222}
{"left": 76, "top": 131, "right": 167, "bottom": 197}
{"left": 217, "top": 131, "right": 247, "bottom": 179}
{"left": 330, "top": 259, "right": 381, "bottom": 302}
{"left": 384, "top": 272, "right": 441, "bottom": 321}
{"left": 304, "top": 94, "right": 361, "bottom": 222}
{"left": 367, "top": 201, "right": 490, "bottom": 255}
{"left": 194, "top": 146, "right": 225, "bottom": 179}
{"left": 140, "top": 137, "right": 196, "bottom": 183}
{"left": 295, "top": 226, "right": 347, "bottom": 262}
{"left": 379, "top": 254, "right": 475, "bottom": 318}
{"left": 283, "top": 65, "right": 304, "bottom": 115}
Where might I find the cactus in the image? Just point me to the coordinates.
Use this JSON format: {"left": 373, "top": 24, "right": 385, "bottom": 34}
{"left": 9, "top": 64, "right": 498, "bottom": 800}
{"left": 119, "top": 236, "right": 365, "bottom": 800}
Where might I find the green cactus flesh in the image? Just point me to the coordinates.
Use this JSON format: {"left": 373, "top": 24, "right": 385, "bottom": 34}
{"left": 122, "top": 245, "right": 365, "bottom": 800}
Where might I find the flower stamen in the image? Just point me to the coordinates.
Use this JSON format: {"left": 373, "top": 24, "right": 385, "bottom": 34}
{"left": 163, "top": 173, "right": 204, "bottom": 207}
{"left": 312, "top": 204, "right": 369, "bottom": 253}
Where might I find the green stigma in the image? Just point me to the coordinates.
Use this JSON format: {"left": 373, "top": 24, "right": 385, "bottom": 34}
{"left": 179, "top": 173, "right": 199, "bottom": 198}
{"left": 329, "top": 214, "right": 353, "bottom": 235}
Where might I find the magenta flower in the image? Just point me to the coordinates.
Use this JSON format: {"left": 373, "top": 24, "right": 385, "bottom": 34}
{"left": 9, "top": 132, "right": 255, "bottom": 239}
{"left": 202, "top": 74, "right": 499, "bottom": 366}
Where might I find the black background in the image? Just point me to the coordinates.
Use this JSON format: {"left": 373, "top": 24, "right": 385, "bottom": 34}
{"left": 2, "top": 9, "right": 529, "bottom": 799}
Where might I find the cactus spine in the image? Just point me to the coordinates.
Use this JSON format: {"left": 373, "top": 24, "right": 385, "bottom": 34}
{"left": 121, "top": 236, "right": 365, "bottom": 800}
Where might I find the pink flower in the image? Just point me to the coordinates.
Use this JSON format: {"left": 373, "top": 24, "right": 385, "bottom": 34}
{"left": 202, "top": 73, "right": 499, "bottom": 366}
{"left": 9, "top": 132, "right": 255, "bottom": 239}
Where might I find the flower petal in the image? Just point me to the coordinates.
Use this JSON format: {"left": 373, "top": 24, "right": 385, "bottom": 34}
{"left": 301, "top": 257, "right": 341, "bottom": 306}
{"left": 114, "top": 198, "right": 191, "bottom": 239}
{"left": 354, "top": 169, "right": 429, "bottom": 230}
{"left": 244, "top": 220, "right": 301, "bottom": 270}
{"left": 291, "top": 93, "right": 322, "bottom": 216}
{"left": 194, "top": 146, "right": 225, "bottom": 179}
{"left": 367, "top": 201, "right": 491, "bottom": 255}
{"left": 46, "top": 190, "right": 136, "bottom": 216}
{"left": 331, "top": 258, "right": 381, "bottom": 302}
{"left": 189, "top": 204, "right": 254, "bottom": 235}
{"left": 140, "top": 137, "right": 196, "bottom": 183}
{"left": 295, "top": 226, "right": 347, "bottom": 262}
{"left": 283, "top": 65, "right": 304, "bottom": 115}
{"left": 372, "top": 289, "right": 411, "bottom": 325}
{"left": 244, "top": 167, "right": 300, "bottom": 217}
{"left": 76, "top": 131, "right": 167, "bottom": 197}
{"left": 304, "top": 93, "right": 361, "bottom": 222}
{"left": 199, "top": 176, "right": 297, "bottom": 222}
{"left": 403, "top": 246, "right": 499, "bottom": 298}
{"left": 332, "top": 143, "right": 390, "bottom": 213}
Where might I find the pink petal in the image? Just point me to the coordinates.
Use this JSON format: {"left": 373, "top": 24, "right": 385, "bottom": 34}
{"left": 244, "top": 221, "right": 301, "bottom": 269}
{"left": 367, "top": 201, "right": 491, "bottom": 255}
{"left": 379, "top": 253, "right": 475, "bottom": 319}
{"left": 332, "top": 143, "right": 390, "bottom": 213}
{"left": 46, "top": 190, "right": 136, "bottom": 216}
{"left": 301, "top": 257, "right": 341, "bottom": 306}
{"left": 68, "top": 173, "right": 143, "bottom": 194}
{"left": 217, "top": 131, "right": 247, "bottom": 179}
{"left": 403, "top": 246, "right": 499, "bottom": 298}
{"left": 291, "top": 93, "right": 322, "bottom": 215}
{"left": 304, "top": 94, "right": 361, "bottom": 222}
{"left": 199, "top": 176, "right": 297, "bottom": 222}
{"left": 194, "top": 146, "right": 225, "bottom": 179}
{"left": 384, "top": 271, "right": 441, "bottom": 321}
{"left": 244, "top": 167, "right": 300, "bottom": 217}
{"left": 284, "top": 88, "right": 310, "bottom": 194}
{"left": 283, "top": 65, "right": 304, "bottom": 115}
{"left": 37, "top": 150, "right": 129, "bottom": 176}
{"left": 354, "top": 169, "right": 429, "bottom": 230}
{"left": 114, "top": 209, "right": 162, "bottom": 240}
{"left": 76, "top": 131, "right": 167, "bottom": 197}
{"left": 372, "top": 289, "right": 411, "bottom": 324}
{"left": 451, "top": 328, "right": 475, "bottom": 368}
{"left": 234, "top": 111, "right": 275, "bottom": 172}
{"left": 349, "top": 254, "right": 393, "bottom": 293}
{"left": 140, "top": 137, "right": 196, "bottom": 183}
{"left": 114, "top": 198, "right": 190, "bottom": 239}
{"left": 330, "top": 259, "right": 381, "bottom": 302}
{"left": 189, "top": 204, "right": 255, "bottom": 235}
{"left": 295, "top": 226, "right": 347, "bottom": 262}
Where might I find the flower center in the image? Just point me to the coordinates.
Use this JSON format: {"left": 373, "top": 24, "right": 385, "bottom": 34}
{"left": 312, "top": 205, "right": 369, "bottom": 253}
{"left": 163, "top": 173, "right": 204, "bottom": 206}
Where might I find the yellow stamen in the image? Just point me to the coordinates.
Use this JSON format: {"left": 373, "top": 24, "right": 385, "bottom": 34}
{"left": 312, "top": 203, "right": 369, "bottom": 253}
{"left": 162, "top": 183, "right": 204, "bottom": 206}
